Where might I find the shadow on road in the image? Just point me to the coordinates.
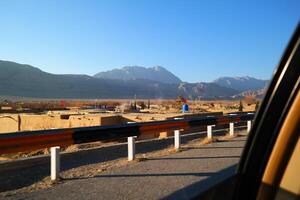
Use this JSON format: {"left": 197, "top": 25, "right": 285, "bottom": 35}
{"left": 0, "top": 131, "right": 209, "bottom": 192}
{"left": 66, "top": 172, "right": 216, "bottom": 180}
{"left": 162, "top": 164, "right": 238, "bottom": 200}
{"left": 182, "top": 146, "right": 244, "bottom": 150}
{"left": 148, "top": 155, "right": 241, "bottom": 160}
{"left": 0, "top": 128, "right": 245, "bottom": 193}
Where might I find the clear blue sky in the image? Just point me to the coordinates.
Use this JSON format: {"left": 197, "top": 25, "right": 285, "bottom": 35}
{"left": 0, "top": 0, "right": 299, "bottom": 82}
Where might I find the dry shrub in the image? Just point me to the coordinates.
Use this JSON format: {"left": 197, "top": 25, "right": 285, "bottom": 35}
{"left": 244, "top": 95, "right": 256, "bottom": 105}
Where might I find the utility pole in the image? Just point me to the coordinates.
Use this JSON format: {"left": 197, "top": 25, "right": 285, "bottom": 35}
{"left": 148, "top": 99, "right": 150, "bottom": 109}
{"left": 134, "top": 94, "right": 137, "bottom": 110}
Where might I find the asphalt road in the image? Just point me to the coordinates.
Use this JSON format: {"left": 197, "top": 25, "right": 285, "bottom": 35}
{"left": 3, "top": 136, "right": 247, "bottom": 200}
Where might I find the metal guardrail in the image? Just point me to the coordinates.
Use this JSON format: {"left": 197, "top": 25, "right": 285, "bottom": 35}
{"left": 0, "top": 113, "right": 254, "bottom": 155}
{"left": 0, "top": 113, "right": 255, "bottom": 181}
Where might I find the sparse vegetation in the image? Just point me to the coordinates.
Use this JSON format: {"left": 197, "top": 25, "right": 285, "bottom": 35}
{"left": 137, "top": 101, "right": 146, "bottom": 109}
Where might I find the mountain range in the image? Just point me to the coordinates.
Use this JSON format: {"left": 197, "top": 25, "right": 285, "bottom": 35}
{"left": 0, "top": 60, "right": 268, "bottom": 99}
{"left": 94, "top": 66, "right": 181, "bottom": 84}
{"left": 213, "top": 76, "right": 268, "bottom": 91}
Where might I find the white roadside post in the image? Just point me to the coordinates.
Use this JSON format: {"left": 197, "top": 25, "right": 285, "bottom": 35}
{"left": 229, "top": 122, "right": 234, "bottom": 136}
{"left": 174, "top": 130, "right": 180, "bottom": 150}
{"left": 207, "top": 125, "right": 213, "bottom": 139}
{"left": 50, "top": 146, "right": 60, "bottom": 181}
{"left": 128, "top": 136, "right": 135, "bottom": 161}
{"left": 247, "top": 120, "right": 252, "bottom": 133}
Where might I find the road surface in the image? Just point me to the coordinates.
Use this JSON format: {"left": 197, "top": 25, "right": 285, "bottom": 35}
{"left": 3, "top": 136, "right": 247, "bottom": 200}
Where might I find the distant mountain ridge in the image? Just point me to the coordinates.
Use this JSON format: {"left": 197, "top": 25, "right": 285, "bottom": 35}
{"left": 213, "top": 76, "right": 268, "bottom": 92}
{"left": 0, "top": 60, "right": 267, "bottom": 99}
{"left": 94, "top": 66, "right": 182, "bottom": 84}
{"left": 231, "top": 88, "right": 266, "bottom": 99}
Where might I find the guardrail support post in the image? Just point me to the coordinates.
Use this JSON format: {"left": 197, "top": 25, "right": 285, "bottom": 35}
{"left": 229, "top": 123, "right": 234, "bottom": 136}
{"left": 174, "top": 130, "right": 180, "bottom": 150}
{"left": 247, "top": 120, "right": 252, "bottom": 133}
{"left": 128, "top": 136, "right": 135, "bottom": 161}
{"left": 207, "top": 125, "right": 213, "bottom": 139}
{"left": 50, "top": 146, "right": 60, "bottom": 181}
